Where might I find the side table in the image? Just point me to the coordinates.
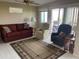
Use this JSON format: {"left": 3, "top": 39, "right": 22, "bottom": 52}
{"left": 69, "top": 38, "right": 75, "bottom": 54}
{"left": 35, "top": 30, "right": 43, "bottom": 40}
{"left": 64, "top": 36, "right": 75, "bottom": 54}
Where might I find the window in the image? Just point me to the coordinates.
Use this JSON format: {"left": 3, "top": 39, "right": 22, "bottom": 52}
{"left": 40, "top": 11, "right": 48, "bottom": 23}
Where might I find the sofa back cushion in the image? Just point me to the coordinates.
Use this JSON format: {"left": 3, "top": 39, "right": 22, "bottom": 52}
{"left": 1, "top": 24, "right": 17, "bottom": 32}
{"left": 8, "top": 25, "right": 17, "bottom": 32}
{"left": 16, "top": 24, "right": 24, "bottom": 31}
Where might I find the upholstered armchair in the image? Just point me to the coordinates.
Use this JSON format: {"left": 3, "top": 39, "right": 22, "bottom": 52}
{"left": 51, "top": 24, "right": 72, "bottom": 47}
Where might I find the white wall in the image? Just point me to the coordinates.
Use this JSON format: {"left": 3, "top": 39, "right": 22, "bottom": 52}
{"left": 0, "top": 2, "right": 37, "bottom": 24}
{"left": 74, "top": 17, "right": 79, "bottom": 58}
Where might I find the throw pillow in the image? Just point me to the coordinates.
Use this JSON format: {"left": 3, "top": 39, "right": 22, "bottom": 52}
{"left": 59, "top": 32, "right": 65, "bottom": 38}
{"left": 3, "top": 26, "right": 11, "bottom": 33}
{"left": 24, "top": 23, "right": 29, "bottom": 29}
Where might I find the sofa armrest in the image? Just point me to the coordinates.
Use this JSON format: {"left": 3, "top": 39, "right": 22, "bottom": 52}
{"left": 29, "top": 27, "right": 33, "bottom": 30}
{"left": 24, "top": 27, "right": 33, "bottom": 33}
{"left": 1, "top": 29, "right": 7, "bottom": 39}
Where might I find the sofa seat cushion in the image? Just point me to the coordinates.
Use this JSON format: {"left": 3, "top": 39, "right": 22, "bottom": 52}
{"left": 20, "top": 30, "right": 32, "bottom": 37}
{"left": 20, "top": 30, "right": 29, "bottom": 35}
{"left": 7, "top": 32, "right": 20, "bottom": 37}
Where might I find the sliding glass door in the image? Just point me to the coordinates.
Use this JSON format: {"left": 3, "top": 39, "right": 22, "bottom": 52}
{"left": 51, "top": 8, "right": 64, "bottom": 32}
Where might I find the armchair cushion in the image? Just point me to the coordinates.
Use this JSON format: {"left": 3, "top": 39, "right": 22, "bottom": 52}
{"left": 51, "top": 35, "right": 64, "bottom": 46}
{"left": 58, "top": 24, "right": 71, "bottom": 35}
{"left": 51, "top": 33, "right": 58, "bottom": 36}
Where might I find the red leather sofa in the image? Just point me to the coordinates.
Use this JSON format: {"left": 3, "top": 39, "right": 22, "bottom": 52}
{"left": 0, "top": 23, "right": 33, "bottom": 42}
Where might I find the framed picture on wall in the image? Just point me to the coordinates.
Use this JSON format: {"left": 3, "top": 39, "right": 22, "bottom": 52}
{"left": 9, "top": 7, "right": 23, "bottom": 13}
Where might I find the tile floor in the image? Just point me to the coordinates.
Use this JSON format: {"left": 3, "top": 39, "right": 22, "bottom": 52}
{"left": 0, "top": 43, "right": 21, "bottom": 59}
{"left": 0, "top": 37, "right": 79, "bottom": 59}
{"left": 58, "top": 53, "right": 79, "bottom": 59}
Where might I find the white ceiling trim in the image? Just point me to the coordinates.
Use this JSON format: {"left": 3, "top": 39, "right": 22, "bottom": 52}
{"left": 0, "top": 0, "right": 55, "bottom": 5}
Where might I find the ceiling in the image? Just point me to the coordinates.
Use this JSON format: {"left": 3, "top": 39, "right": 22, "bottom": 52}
{"left": 0, "top": 0, "right": 56, "bottom": 5}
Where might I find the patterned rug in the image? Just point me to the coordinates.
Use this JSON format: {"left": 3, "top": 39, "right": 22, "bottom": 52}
{"left": 11, "top": 38, "right": 66, "bottom": 59}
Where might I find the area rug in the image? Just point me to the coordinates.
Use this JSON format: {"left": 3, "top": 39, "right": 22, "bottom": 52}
{"left": 11, "top": 38, "right": 66, "bottom": 59}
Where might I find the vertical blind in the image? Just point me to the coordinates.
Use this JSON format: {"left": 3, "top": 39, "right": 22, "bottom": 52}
{"left": 64, "top": 7, "right": 79, "bottom": 27}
